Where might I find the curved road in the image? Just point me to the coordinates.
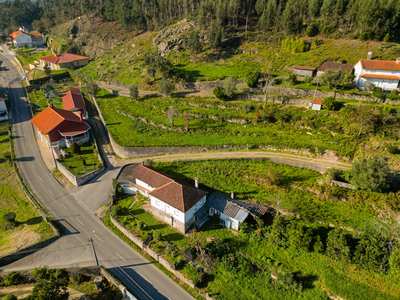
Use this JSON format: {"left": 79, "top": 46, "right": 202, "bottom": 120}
{"left": 0, "top": 52, "right": 195, "bottom": 300}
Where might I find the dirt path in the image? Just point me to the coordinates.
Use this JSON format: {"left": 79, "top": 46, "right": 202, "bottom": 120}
{"left": 115, "top": 150, "right": 352, "bottom": 170}
{"left": 0, "top": 285, "right": 89, "bottom": 299}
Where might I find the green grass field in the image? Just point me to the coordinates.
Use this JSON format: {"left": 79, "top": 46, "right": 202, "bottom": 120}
{"left": 18, "top": 50, "right": 52, "bottom": 66}
{"left": 109, "top": 159, "right": 400, "bottom": 300}
{"left": 0, "top": 132, "right": 53, "bottom": 256}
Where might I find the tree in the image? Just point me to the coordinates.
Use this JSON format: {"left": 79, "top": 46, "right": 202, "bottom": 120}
{"left": 70, "top": 142, "right": 80, "bottom": 154}
{"left": 351, "top": 156, "right": 392, "bottom": 192}
{"left": 246, "top": 71, "right": 261, "bottom": 88}
{"left": 373, "top": 87, "right": 386, "bottom": 103}
{"left": 129, "top": 85, "right": 139, "bottom": 100}
{"left": 213, "top": 86, "right": 226, "bottom": 100}
{"left": 44, "top": 65, "right": 51, "bottom": 76}
{"left": 287, "top": 74, "right": 297, "bottom": 85}
{"left": 86, "top": 82, "right": 99, "bottom": 97}
{"left": 3, "top": 295, "right": 18, "bottom": 300}
{"left": 326, "top": 228, "right": 351, "bottom": 262}
{"left": 342, "top": 70, "right": 355, "bottom": 88}
{"left": 353, "top": 232, "right": 389, "bottom": 272}
{"left": 261, "top": 75, "right": 276, "bottom": 108}
{"left": 223, "top": 77, "right": 237, "bottom": 99}
{"left": 208, "top": 20, "right": 223, "bottom": 50}
{"left": 321, "top": 68, "right": 342, "bottom": 92}
{"left": 3, "top": 212, "right": 16, "bottom": 224}
{"left": 286, "top": 222, "right": 313, "bottom": 251}
{"left": 166, "top": 106, "right": 178, "bottom": 126}
{"left": 183, "top": 111, "right": 192, "bottom": 132}
{"left": 158, "top": 78, "right": 174, "bottom": 97}
{"left": 186, "top": 30, "right": 202, "bottom": 63}
{"left": 323, "top": 97, "right": 340, "bottom": 111}
{"left": 269, "top": 216, "right": 289, "bottom": 247}
{"left": 27, "top": 268, "right": 69, "bottom": 300}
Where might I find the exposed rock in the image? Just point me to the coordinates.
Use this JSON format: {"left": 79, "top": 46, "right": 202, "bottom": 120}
{"left": 152, "top": 22, "right": 194, "bottom": 56}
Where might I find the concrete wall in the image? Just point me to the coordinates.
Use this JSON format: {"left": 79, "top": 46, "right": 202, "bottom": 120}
{"left": 55, "top": 160, "right": 105, "bottom": 186}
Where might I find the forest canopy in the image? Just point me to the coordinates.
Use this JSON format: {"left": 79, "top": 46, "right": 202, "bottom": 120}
{"left": 1, "top": 0, "right": 400, "bottom": 42}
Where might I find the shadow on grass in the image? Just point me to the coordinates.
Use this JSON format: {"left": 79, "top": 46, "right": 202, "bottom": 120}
{"left": 294, "top": 273, "right": 319, "bottom": 290}
{"left": 97, "top": 93, "right": 118, "bottom": 99}
{"left": 163, "top": 233, "right": 184, "bottom": 242}
{"left": 25, "top": 216, "right": 43, "bottom": 225}
{"left": 150, "top": 224, "right": 168, "bottom": 230}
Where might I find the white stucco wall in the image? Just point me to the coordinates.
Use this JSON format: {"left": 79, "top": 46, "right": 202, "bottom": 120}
{"left": 354, "top": 60, "right": 400, "bottom": 91}
{"left": 14, "top": 33, "right": 32, "bottom": 47}
{"left": 136, "top": 179, "right": 155, "bottom": 192}
{"left": 219, "top": 213, "right": 239, "bottom": 230}
{"left": 150, "top": 195, "right": 185, "bottom": 223}
{"left": 184, "top": 196, "right": 206, "bottom": 223}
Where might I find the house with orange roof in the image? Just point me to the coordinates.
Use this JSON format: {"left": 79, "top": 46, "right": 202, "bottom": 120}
{"left": 37, "top": 53, "right": 90, "bottom": 70}
{"left": 62, "top": 88, "right": 87, "bottom": 118}
{"left": 9, "top": 31, "right": 43, "bottom": 48}
{"left": 0, "top": 93, "right": 8, "bottom": 121}
{"left": 30, "top": 105, "right": 90, "bottom": 149}
{"left": 354, "top": 58, "right": 400, "bottom": 91}
{"left": 132, "top": 164, "right": 208, "bottom": 233}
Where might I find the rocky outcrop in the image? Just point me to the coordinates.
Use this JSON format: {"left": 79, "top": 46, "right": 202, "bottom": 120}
{"left": 152, "top": 19, "right": 195, "bottom": 56}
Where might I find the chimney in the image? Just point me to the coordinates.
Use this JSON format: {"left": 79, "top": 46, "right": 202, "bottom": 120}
{"left": 396, "top": 58, "right": 400, "bottom": 64}
{"left": 50, "top": 103, "right": 53, "bottom": 108}
{"left": 141, "top": 161, "right": 144, "bottom": 166}
{"left": 367, "top": 51, "right": 372, "bottom": 60}
{"left": 194, "top": 177, "right": 199, "bottom": 189}
{"left": 79, "top": 111, "right": 83, "bottom": 122}
{"left": 231, "top": 191, "right": 234, "bottom": 199}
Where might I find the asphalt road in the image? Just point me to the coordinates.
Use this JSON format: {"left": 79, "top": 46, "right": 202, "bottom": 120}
{"left": 0, "top": 52, "right": 195, "bottom": 300}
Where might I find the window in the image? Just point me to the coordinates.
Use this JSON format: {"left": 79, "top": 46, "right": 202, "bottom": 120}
{"left": 174, "top": 210, "right": 179, "bottom": 216}
{"left": 194, "top": 204, "right": 198, "bottom": 211}
{"left": 371, "top": 70, "right": 376, "bottom": 73}
{"left": 216, "top": 211, "right": 221, "bottom": 216}
{"left": 156, "top": 200, "right": 160, "bottom": 205}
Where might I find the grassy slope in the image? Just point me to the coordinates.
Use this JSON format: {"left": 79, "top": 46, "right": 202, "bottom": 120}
{"left": 79, "top": 26, "right": 400, "bottom": 86}
{"left": 18, "top": 50, "right": 52, "bottom": 66}
{"left": 0, "top": 131, "right": 53, "bottom": 256}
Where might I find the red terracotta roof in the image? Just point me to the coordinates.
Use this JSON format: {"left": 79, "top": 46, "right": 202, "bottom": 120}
{"left": 312, "top": 99, "right": 324, "bottom": 105}
{"left": 360, "top": 74, "right": 400, "bottom": 80}
{"left": 62, "top": 88, "right": 86, "bottom": 111}
{"left": 132, "top": 165, "right": 208, "bottom": 212}
{"left": 9, "top": 31, "right": 28, "bottom": 39}
{"left": 318, "top": 62, "right": 354, "bottom": 73}
{"left": 293, "top": 65, "right": 316, "bottom": 71}
{"left": 59, "top": 123, "right": 90, "bottom": 136}
{"left": 30, "top": 33, "right": 42, "bottom": 38}
{"left": 31, "top": 107, "right": 89, "bottom": 142}
{"left": 37, "top": 53, "right": 90, "bottom": 65}
{"left": 359, "top": 59, "right": 400, "bottom": 71}
{"left": 0, "top": 94, "right": 5, "bottom": 101}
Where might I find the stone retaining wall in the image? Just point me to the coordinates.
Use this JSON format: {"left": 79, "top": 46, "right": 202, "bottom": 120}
{"left": 269, "top": 157, "right": 328, "bottom": 173}
{"left": 331, "top": 180, "right": 356, "bottom": 190}
{"left": 56, "top": 160, "right": 106, "bottom": 186}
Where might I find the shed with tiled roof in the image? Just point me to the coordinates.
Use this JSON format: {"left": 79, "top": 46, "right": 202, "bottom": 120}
{"left": 292, "top": 65, "right": 316, "bottom": 77}
{"left": 317, "top": 62, "right": 354, "bottom": 76}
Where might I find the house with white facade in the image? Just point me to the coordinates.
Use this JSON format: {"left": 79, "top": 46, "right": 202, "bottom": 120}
{"left": 9, "top": 31, "right": 43, "bottom": 48}
{"left": 354, "top": 58, "right": 400, "bottom": 91}
{"left": 132, "top": 165, "right": 208, "bottom": 233}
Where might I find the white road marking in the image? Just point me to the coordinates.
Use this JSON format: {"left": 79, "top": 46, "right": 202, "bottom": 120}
{"left": 37, "top": 175, "right": 43, "bottom": 182}
{"left": 75, "top": 218, "right": 84, "bottom": 225}
{"left": 139, "top": 272, "right": 152, "bottom": 284}
{"left": 115, "top": 252, "right": 126, "bottom": 262}
{"left": 47, "top": 189, "right": 54, "bottom": 196}
{"left": 60, "top": 203, "right": 68, "bottom": 210}
{"left": 94, "top": 234, "right": 103, "bottom": 242}
{"left": 31, "top": 164, "right": 35, "bottom": 169}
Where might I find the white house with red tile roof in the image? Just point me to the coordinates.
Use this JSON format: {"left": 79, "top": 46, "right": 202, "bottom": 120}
{"left": 132, "top": 164, "right": 208, "bottom": 233}
{"left": 30, "top": 105, "right": 90, "bottom": 148}
{"left": 354, "top": 58, "right": 400, "bottom": 91}
{"left": 62, "top": 88, "right": 87, "bottom": 118}
{"left": 9, "top": 31, "right": 44, "bottom": 48}
{"left": 37, "top": 53, "right": 90, "bottom": 70}
{"left": 311, "top": 99, "right": 323, "bottom": 111}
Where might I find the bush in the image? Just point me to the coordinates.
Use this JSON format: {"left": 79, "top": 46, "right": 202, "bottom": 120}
{"left": 111, "top": 206, "right": 121, "bottom": 216}
{"left": 326, "top": 228, "right": 351, "bottom": 263}
{"left": 323, "top": 97, "right": 340, "bottom": 111}
{"left": 213, "top": 86, "right": 226, "bottom": 100}
{"left": 0, "top": 272, "right": 21, "bottom": 287}
{"left": 387, "top": 144, "right": 399, "bottom": 154}
{"left": 390, "top": 248, "right": 400, "bottom": 275}
{"left": 3, "top": 295, "right": 18, "bottom": 300}
{"left": 138, "top": 221, "right": 144, "bottom": 230}
{"left": 129, "top": 85, "right": 139, "bottom": 100}
{"left": 70, "top": 142, "right": 80, "bottom": 154}
{"left": 158, "top": 78, "right": 175, "bottom": 97}
{"left": 3, "top": 212, "right": 16, "bottom": 223}
{"left": 287, "top": 74, "right": 297, "bottom": 85}
{"left": 305, "top": 21, "right": 319, "bottom": 37}
{"left": 304, "top": 76, "right": 313, "bottom": 85}
{"left": 246, "top": 71, "right": 260, "bottom": 88}
{"left": 153, "top": 231, "right": 162, "bottom": 242}
{"left": 223, "top": 76, "right": 237, "bottom": 99}
{"left": 86, "top": 81, "right": 99, "bottom": 97}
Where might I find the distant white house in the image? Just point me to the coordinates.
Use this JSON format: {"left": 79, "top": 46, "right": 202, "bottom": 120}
{"left": 354, "top": 58, "right": 400, "bottom": 91}
{"left": 0, "top": 94, "right": 8, "bottom": 122}
{"left": 9, "top": 31, "right": 43, "bottom": 48}
{"left": 311, "top": 99, "right": 323, "bottom": 110}
{"left": 132, "top": 165, "right": 208, "bottom": 233}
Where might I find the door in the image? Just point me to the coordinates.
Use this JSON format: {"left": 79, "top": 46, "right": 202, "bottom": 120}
{"left": 209, "top": 208, "right": 214, "bottom": 216}
{"left": 171, "top": 217, "right": 175, "bottom": 226}
{"left": 225, "top": 220, "right": 231, "bottom": 228}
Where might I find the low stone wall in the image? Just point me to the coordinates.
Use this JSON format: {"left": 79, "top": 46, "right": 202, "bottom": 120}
{"left": 100, "top": 266, "right": 138, "bottom": 300}
{"left": 270, "top": 157, "right": 327, "bottom": 173}
{"left": 0, "top": 235, "right": 59, "bottom": 267}
{"left": 109, "top": 212, "right": 144, "bottom": 248}
{"left": 14, "top": 56, "right": 27, "bottom": 75}
{"left": 56, "top": 160, "right": 106, "bottom": 186}
{"left": 331, "top": 180, "right": 356, "bottom": 190}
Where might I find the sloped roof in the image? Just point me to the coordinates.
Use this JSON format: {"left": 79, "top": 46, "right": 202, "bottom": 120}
{"left": 10, "top": 31, "right": 29, "bottom": 39}
{"left": 312, "top": 99, "right": 324, "bottom": 105}
{"left": 207, "top": 192, "right": 249, "bottom": 222}
{"left": 62, "top": 88, "right": 86, "bottom": 111}
{"left": 30, "top": 33, "right": 42, "bottom": 38}
{"left": 31, "top": 106, "right": 87, "bottom": 135}
{"left": 37, "top": 53, "right": 90, "bottom": 64}
{"left": 359, "top": 59, "right": 400, "bottom": 71}
{"left": 229, "top": 198, "right": 269, "bottom": 218}
{"left": 293, "top": 65, "right": 316, "bottom": 71}
{"left": 360, "top": 74, "right": 400, "bottom": 80}
{"left": 132, "top": 165, "right": 207, "bottom": 212}
{"left": 318, "top": 62, "right": 354, "bottom": 73}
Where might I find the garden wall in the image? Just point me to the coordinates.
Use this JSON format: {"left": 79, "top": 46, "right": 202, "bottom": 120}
{"left": 56, "top": 160, "right": 106, "bottom": 186}
{"left": 109, "top": 212, "right": 217, "bottom": 299}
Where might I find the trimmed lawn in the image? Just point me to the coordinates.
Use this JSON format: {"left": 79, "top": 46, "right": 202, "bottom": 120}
{"left": 18, "top": 50, "right": 52, "bottom": 66}
{"left": 58, "top": 141, "right": 101, "bottom": 176}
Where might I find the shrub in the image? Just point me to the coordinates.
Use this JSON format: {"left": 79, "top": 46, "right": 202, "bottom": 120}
{"left": 304, "top": 76, "right": 313, "bottom": 85}
{"left": 111, "top": 206, "right": 121, "bottom": 216}
{"left": 70, "top": 142, "right": 80, "bottom": 154}
{"left": 387, "top": 144, "right": 399, "bottom": 154}
{"left": 158, "top": 78, "right": 175, "bottom": 97}
{"left": 305, "top": 21, "right": 319, "bottom": 37}
{"left": 287, "top": 74, "right": 297, "bottom": 85}
{"left": 223, "top": 76, "right": 237, "bottom": 99}
{"left": 3, "top": 212, "right": 16, "bottom": 223}
{"left": 246, "top": 71, "right": 260, "bottom": 88}
{"left": 86, "top": 81, "right": 99, "bottom": 97}
{"left": 0, "top": 272, "right": 21, "bottom": 287}
{"left": 153, "top": 231, "right": 162, "bottom": 242}
{"left": 313, "top": 236, "right": 324, "bottom": 253}
{"left": 129, "top": 85, "right": 139, "bottom": 100}
{"left": 3, "top": 295, "right": 18, "bottom": 300}
{"left": 166, "top": 243, "right": 179, "bottom": 257}
{"left": 326, "top": 228, "right": 351, "bottom": 262}
{"left": 390, "top": 248, "right": 400, "bottom": 275}
{"left": 323, "top": 97, "right": 340, "bottom": 111}
{"left": 138, "top": 221, "right": 144, "bottom": 230}
{"left": 213, "top": 86, "right": 226, "bottom": 100}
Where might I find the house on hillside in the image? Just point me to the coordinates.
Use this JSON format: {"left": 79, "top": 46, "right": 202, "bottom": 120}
{"left": 30, "top": 105, "right": 90, "bottom": 149}
{"left": 37, "top": 53, "right": 90, "bottom": 70}
{"left": 132, "top": 164, "right": 208, "bottom": 233}
{"left": 62, "top": 88, "right": 87, "bottom": 118}
{"left": 30, "top": 33, "right": 44, "bottom": 46}
{"left": 354, "top": 58, "right": 400, "bottom": 91}
{"left": 10, "top": 31, "right": 33, "bottom": 48}
{"left": 317, "top": 62, "right": 354, "bottom": 77}
{"left": 0, "top": 94, "right": 8, "bottom": 122}
{"left": 292, "top": 65, "right": 316, "bottom": 77}
{"left": 311, "top": 99, "right": 323, "bottom": 110}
